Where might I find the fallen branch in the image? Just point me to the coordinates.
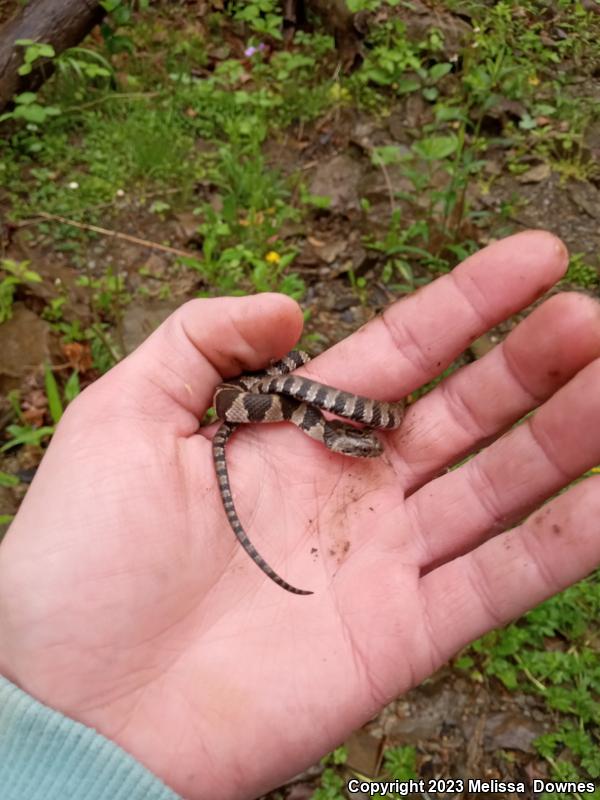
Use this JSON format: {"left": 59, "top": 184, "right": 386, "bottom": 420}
{"left": 28, "top": 210, "right": 198, "bottom": 259}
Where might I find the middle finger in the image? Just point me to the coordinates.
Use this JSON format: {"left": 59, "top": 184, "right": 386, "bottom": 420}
{"left": 398, "top": 292, "right": 600, "bottom": 493}
{"left": 405, "top": 352, "right": 600, "bottom": 568}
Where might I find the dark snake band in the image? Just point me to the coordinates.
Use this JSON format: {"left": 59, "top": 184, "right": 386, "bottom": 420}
{"left": 212, "top": 350, "right": 404, "bottom": 595}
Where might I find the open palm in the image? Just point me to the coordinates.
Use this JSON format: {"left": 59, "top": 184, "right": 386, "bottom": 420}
{"left": 1, "top": 231, "right": 599, "bottom": 800}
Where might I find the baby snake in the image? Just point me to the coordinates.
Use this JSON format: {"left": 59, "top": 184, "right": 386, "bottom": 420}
{"left": 212, "top": 350, "right": 404, "bottom": 595}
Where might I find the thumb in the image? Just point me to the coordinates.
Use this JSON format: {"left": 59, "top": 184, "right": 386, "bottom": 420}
{"left": 87, "top": 294, "right": 304, "bottom": 422}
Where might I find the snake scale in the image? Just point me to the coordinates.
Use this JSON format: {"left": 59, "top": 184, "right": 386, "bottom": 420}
{"left": 212, "top": 350, "right": 404, "bottom": 595}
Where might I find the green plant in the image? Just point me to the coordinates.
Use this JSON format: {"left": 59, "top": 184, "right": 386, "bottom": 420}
{"left": 100, "top": 0, "right": 150, "bottom": 53}
{"left": 251, "top": 250, "right": 304, "bottom": 298}
{"left": 209, "top": 137, "right": 288, "bottom": 214}
{"left": 0, "top": 40, "right": 61, "bottom": 124}
{"left": 347, "top": 268, "right": 368, "bottom": 305}
{"left": 181, "top": 238, "right": 304, "bottom": 299}
{"left": 101, "top": 0, "right": 149, "bottom": 26}
{"left": 350, "top": 19, "right": 421, "bottom": 91}
{"left": 246, "top": 33, "right": 333, "bottom": 126}
{"left": 0, "top": 259, "right": 43, "bottom": 323}
{"left": 266, "top": 51, "right": 315, "bottom": 83}
{"left": 77, "top": 268, "right": 131, "bottom": 324}
{"left": 15, "top": 39, "right": 55, "bottom": 76}
{"left": 83, "top": 104, "right": 197, "bottom": 186}
{"left": 44, "top": 362, "right": 64, "bottom": 425}
{"left": 383, "top": 745, "right": 418, "bottom": 782}
{"left": 174, "top": 137, "right": 304, "bottom": 297}
{"left": 60, "top": 47, "right": 112, "bottom": 80}
{"left": 0, "top": 91, "right": 61, "bottom": 124}
{"left": 563, "top": 253, "right": 599, "bottom": 289}
{"left": 0, "top": 424, "right": 55, "bottom": 452}
{"left": 42, "top": 362, "right": 80, "bottom": 424}
{"left": 42, "top": 299, "right": 89, "bottom": 345}
{"left": 381, "top": 259, "right": 430, "bottom": 294}
{"left": 311, "top": 743, "right": 418, "bottom": 800}
{"left": 312, "top": 747, "right": 348, "bottom": 800}
{"left": 0, "top": 472, "right": 20, "bottom": 488}
{"left": 365, "top": 214, "right": 454, "bottom": 280}
{"left": 87, "top": 325, "right": 120, "bottom": 372}
{"left": 231, "top": 0, "right": 283, "bottom": 39}
{"left": 467, "top": 573, "right": 600, "bottom": 786}
{"left": 1, "top": 362, "right": 81, "bottom": 452}
{"left": 366, "top": 131, "right": 488, "bottom": 248}
{"left": 311, "top": 767, "right": 345, "bottom": 800}
{"left": 347, "top": 0, "right": 401, "bottom": 10}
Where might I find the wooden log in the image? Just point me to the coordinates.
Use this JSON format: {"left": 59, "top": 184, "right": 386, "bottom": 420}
{"left": 0, "top": 0, "right": 105, "bottom": 112}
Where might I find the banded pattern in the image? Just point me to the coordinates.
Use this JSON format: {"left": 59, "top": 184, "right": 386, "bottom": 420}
{"left": 212, "top": 422, "right": 313, "bottom": 595}
{"left": 256, "top": 375, "right": 399, "bottom": 429}
{"left": 212, "top": 350, "right": 404, "bottom": 595}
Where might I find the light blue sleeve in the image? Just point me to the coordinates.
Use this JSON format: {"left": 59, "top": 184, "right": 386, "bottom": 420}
{"left": 0, "top": 676, "right": 182, "bottom": 800}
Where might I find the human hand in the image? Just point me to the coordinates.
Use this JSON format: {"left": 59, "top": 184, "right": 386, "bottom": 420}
{"left": 0, "top": 230, "right": 598, "bottom": 800}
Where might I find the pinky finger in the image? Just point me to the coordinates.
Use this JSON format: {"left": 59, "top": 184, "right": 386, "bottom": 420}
{"left": 420, "top": 475, "right": 600, "bottom": 661}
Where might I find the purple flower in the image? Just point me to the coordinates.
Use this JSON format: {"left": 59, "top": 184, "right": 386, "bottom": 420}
{"left": 244, "top": 43, "right": 266, "bottom": 57}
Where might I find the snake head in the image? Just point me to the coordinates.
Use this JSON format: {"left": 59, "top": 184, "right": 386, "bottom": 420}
{"left": 323, "top": 420, "right": 384, "bottom": 458}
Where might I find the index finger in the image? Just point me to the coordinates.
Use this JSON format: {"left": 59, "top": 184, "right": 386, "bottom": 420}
{"left": 302, "top": 230, "right": 568, "bottom": 398}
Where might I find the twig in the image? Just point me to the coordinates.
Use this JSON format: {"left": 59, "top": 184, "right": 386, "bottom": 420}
{"left": 514, "top": 655, "right": 547, "bottom": 693}
{"left": 65, "top": 91, "right": 163, "bottom": 113}
{"left": 377, "top": 158, "right": 397, "bottom": 214}
{"left": 31, "top": 211, "right": 198, "bottom": 259}
{"left": 90, "top": 323, "right": 122, "bottom": 364}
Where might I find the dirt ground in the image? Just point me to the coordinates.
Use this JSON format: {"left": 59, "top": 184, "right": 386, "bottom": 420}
{"left": 0, "top": 2, "right": 599, "bottom": 798}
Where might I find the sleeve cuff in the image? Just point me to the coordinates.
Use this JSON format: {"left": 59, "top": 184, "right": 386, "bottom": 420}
{"left": 0, "top": 676, "right": 182, "bottom": 800}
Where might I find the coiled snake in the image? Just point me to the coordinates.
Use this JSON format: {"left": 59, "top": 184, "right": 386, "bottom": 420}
{"left": 212, "top": 351, "right": 404, "bottom": 595}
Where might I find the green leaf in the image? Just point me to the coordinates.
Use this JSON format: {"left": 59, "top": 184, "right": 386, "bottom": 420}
{"left": 44, "top": 363, "right": 63, "bottom": 424}
{"left": 0, "top": 471, "right": 19, "bottom": 487}
{"left": 25, "top": 43, "right": 55, "bottom": 60}
{"left": 412, "top": 134, "right": 459, "bottom": 160}
{"left": 384, "top": 745, "right": 418, "bottom": 780}
{"left": 37, "top": 43, "right": 55, "bottom": 58}
{"left": 13, "top": 104, "right": 47, "bottom": 123}
{"left": 435, "top": 105, "right": 469, "bottom": 123}
{"left": 111, "top": 5, "right": 131, "bottom": 25}
{"left": 0, "top": 425, "right": 55, "bottom": 452}
{"left": 371, "top": 145, "right": 408, "bottom": 166}
{"left": 396, "top": 77, "right": 421, "bottom": 93}
{"left": 519, "top": 113, "right": 537, "bottom": 130}
{"left": 429, "top": 62, "right": 452, "bottom": 82}
{"left": 22, "top": 269, "right": 42, "bottom": 283}
{"left": 63, "top": 371, "right": 81, "bottom": 404}
{"left": 454, "top": 654, "right": 475, "bottom": 670}
{"left": 303, "top": 193, "right": 331, "bottom": 209}
{"left": 422, "top": 86, "right": 439, "bottom": 101}
{"left": 0, "top": 278, "right": 17, "bottom": 323}
{"left": 15, "top": 92, "right": 38, "bottom": 105}
{"left": 533, "top": 103, "right": 556, "bottom": 116}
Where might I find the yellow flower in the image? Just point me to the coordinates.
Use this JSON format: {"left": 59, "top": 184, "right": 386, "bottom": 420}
{"left": 265, "top": 251, "right": 281, "bottom": 264}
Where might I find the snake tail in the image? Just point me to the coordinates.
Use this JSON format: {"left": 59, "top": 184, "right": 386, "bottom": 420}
{"left": 212, "top": 423, "right": 314, "bottom": 596}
